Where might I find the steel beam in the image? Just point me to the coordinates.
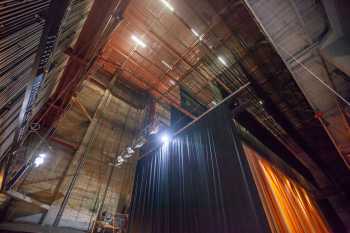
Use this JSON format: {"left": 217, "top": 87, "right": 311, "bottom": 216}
{"left": 36, "top": 0, "right": 129, "bottom": 129}
{"left": 71, "top": 97, "right": 93, "bottom": 122}
{"left": 49, "top": 136, "right": 79, "bottom": 151}
{"left": 5, "top": 190, "right": 50, "bottom": 210}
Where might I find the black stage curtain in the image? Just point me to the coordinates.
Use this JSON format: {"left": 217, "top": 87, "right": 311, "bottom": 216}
{"left": 128, "top": 105, "right": 271, "bottom": 233}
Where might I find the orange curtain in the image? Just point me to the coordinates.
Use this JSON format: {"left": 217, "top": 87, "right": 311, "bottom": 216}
{"left": 243, "top": 145, "right": 331, "bottom": 233}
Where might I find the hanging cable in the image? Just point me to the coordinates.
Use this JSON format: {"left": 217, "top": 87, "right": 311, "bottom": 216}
{"left": 276, "top": 45, "right": 350, "bottom": 107}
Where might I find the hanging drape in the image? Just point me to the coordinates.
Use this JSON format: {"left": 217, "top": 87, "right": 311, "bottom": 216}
{"left": 244, "top": 145, "right": 330, "bottom": 233}
{"left": 128, "top": 104, "right": 331, "bottom": 233}
{"left": 128, "top": 105, "right": 271, "bottom": 233}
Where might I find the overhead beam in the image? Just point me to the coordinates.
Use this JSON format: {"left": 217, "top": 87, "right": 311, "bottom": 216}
{"left": 49, "top": 136, "right": 79, "bottom": 151}
{"left": 35, "top": 0, "right": 129, "bottom": 129}
{"left": 101, "top": 48, "right": 196, "bottom": 118}
{"left": 5, "top": 190, "right": 50, "bottom": 210}
{"left": 126, "top": 9, "right": 233, "bottom": 94}
{"left": 71, "top": 96, "right": 93, "bottom": 121}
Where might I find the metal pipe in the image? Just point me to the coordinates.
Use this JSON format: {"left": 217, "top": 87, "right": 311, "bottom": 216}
{"left": 129, "top": 5, "right": 233, "bottom": 94}
{"left": 139, "top": 82, "right": 250, "bottom": 160}
{"left": 52, "top": 90, "right": 111, "bottom": 226}
{"left": 92, "top": 108, "right": 131, "bottom": 231}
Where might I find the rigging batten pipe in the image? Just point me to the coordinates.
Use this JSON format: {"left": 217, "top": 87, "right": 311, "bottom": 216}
{"left": 91, "top": 108, "right": 131, "bottom": 232}
{"left": 139, "top": 82, "right": 250, "bottom": 160}
{"left": 52, "top": 91, "right": 111, "bottom": 226}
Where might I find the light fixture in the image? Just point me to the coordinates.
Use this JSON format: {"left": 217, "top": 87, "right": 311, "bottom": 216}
{"left": 134, "top": 136, "right": 147, "bottom": 148}
{"left": 218, "top": 56, "right": 227, "bottom": 66}
{"left": 160, "top": 0, "right": 174, "bottom": 12}
{"left": 127, "top": 147, "right": 135, "bottom": 154}
{"left": 116, "top": 162, "right": 123, "bottom": 167}
{"left": 117, "top": 156, "right": 125, "bottom": 163}
{"left": 258, "top": 100, "right": 264, "bottom": 105}
{"left": 191, "top": 28, "right": 199, "bottom": 37}
{"left": 34, "top": 157, "right": 44, "bottom": 167}
{"left": 34, "top": 153, "right": 46, "bottom": 167}
{"left": 160, "top": 132, "right": 171, "bottom": 144}
{"left": 131, "top": 35, "right": 146, "bottom": 48}
{"left": 161, "top": 60, "right": 172, "bottom": 70}
{"left": 191, "top": 29, "right": 203, "bottom": 41}
{"left": 124, "top": 153, "right": 133, "bottom": 159}
{"left": 149, "top": 123, "right": 160, "bottom": 135}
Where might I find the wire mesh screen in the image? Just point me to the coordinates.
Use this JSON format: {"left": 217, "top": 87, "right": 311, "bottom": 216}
{"left": 128, "top": 104, "right": 271, "bottom": 233}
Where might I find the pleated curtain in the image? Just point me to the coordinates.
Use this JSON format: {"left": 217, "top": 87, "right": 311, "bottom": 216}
{"left": 128, "top": 105, "right": 271, "bottom": 233}
{"left": 244, "top": 145, "right": 330, "bottom": 233}
{"left": 128, "top": 104, "right": 331, "bottom": 233}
